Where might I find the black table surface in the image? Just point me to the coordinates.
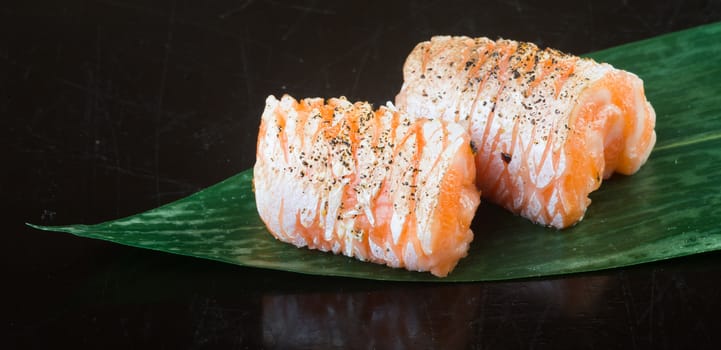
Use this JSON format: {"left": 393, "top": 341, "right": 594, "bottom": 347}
{"left": 5, "top": 0, "right": 721, "bottom": 348}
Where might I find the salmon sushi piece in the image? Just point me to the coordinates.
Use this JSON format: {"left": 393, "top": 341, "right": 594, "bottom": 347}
{"left": 253, "top": 95, "right": 480, "bottom": 277}
{"left": 396, "top": 36, "right": 656, "bottom": 228}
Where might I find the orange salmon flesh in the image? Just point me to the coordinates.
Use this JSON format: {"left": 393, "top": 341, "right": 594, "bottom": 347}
{"left": 254, "top": 95, "right": 480, "bottom": 277}
{"left": 396, "top": 36, "right": 656, "bottom": 228}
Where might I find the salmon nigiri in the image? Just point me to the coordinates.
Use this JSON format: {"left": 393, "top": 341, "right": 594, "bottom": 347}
{"left": 253, "top": 95, "right": 480, "bottom": 277}
{"left": 395, "top": 36, "right": 656, "bottom": 228}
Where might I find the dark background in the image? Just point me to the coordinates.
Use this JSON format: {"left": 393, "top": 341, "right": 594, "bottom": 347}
{"left": 4, "top": 0, "right": 721, "bottom": 348}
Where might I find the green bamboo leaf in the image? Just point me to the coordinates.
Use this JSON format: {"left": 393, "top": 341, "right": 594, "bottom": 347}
{"left": 29, "top": 22, "right": 721, "bottom": 281}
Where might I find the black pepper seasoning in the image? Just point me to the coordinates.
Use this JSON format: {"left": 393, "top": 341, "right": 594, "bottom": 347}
{"left": 501, "top": 152, "right": 512, "bottom": 163}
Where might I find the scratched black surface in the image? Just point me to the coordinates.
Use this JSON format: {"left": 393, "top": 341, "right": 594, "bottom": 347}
{"left": 4, "top": 0, "right": 721, "bottom": 348}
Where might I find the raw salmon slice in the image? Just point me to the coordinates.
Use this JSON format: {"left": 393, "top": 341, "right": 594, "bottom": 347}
{"left": 254, "top": 95, "right": 480, "bottom": 277}
{"left": 396, "top": 36, "right": 656, "bottom": 228}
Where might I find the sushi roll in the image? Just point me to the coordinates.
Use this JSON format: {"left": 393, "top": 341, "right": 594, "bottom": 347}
{"left": 395, "top": 36, "right": 656, "bottom": 228}
{"left": 253, "top": 95, "right": 480, "bottom": 277}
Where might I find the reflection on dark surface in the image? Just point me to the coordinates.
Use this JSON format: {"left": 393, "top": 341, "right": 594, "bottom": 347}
{"left": 261, "top": 276, "right": 609, "bottom": 349}
{"left": 262, "top": 286, "right": 476, "bottom": 349}
{"left": 6, "top": 241, "right": 721, "bottom": 348}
